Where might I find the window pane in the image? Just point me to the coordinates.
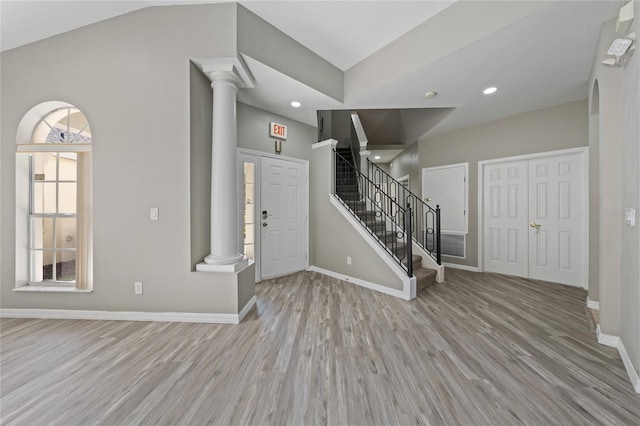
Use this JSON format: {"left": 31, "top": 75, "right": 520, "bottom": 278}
{"left": 52, "top": 110, "right": 91, "bottom": 144}
{"left": 32, "top": 182, "right": 56, "bottom": 214}
{"left": 244, "top": 244, "right": 254, "bottom": 260}
{"left": 57, "top": 250, "right": 76, "bottom": 282}
{"left": 58, "top": 153, "right": 77, "bottom": 181}
{"left": 245, "top": 183, "right": 254, "bottom": 204}
{"left": 56, "top": 217, "right": 76, "bottom": 250}
{"left": 32, "top": 108, "right": 92, "bottom": 144}
{"left": 43, "top": 250, "right": 54, "bottom": 281}
{"left": 32, "top": 152, "right": 57, "bottom": 181}
{"left": 30, "top": 217, "right": 54, "bottom": 249}
{"left": 244, "top": 202, "right": 254, "bottom": 225}
{"left": 29, "top": 250, "right": 44, "bottom": 283}
{"left": 244, "top": 224, "right": 254, "bottom": 245}
{"left": 58, "top": 183, "right": 77, "bottom": 214}
{"left": 244, "top": 162, "right": 254, "bottom": 184}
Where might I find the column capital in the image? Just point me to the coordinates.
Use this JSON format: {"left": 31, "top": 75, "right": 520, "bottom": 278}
{"left": 193, "top": 56, "right": 255, "bottom": 89}
{"left": 360, "top": 150, "right": 372, "bottom": 157}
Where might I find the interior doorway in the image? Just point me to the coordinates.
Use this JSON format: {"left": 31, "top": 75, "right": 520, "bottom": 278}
{"left": 239, "top": 149, "right": 309, "bottom": 281}
{"left": 479, "top": 148, "right": 588, "bottom": 288}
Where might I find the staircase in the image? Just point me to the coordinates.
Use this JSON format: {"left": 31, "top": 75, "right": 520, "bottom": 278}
{"left": 335, "top": 148, "right": 437, "bottom": 292}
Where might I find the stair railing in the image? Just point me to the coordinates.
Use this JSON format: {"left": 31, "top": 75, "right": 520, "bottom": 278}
{"left": 367, "top": 160, "right": 441, "bottom": 265}
{"left": 334, "top": 150, "right": 413, "bottom": 277}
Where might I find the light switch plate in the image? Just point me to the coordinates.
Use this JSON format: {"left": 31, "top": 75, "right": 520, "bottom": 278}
{"left": 625, "top": 207, "right": 636, "bottom": 226}
{"left": 150, "top": 207, "right": 159, "bottom": 221}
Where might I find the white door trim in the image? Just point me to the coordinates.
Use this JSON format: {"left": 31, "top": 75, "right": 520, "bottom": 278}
{"left": 477, "top": 147, "right": 589, "bottom": 289}
{"left": 239, "top": 149, "right": 309, "bottom": 280}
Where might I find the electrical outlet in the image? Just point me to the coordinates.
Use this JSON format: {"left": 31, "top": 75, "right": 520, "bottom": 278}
{"left": 150, "top": 208, "right": 159, "bottom": 221}
{"left": 134, "top": 281, "right": 143, "bottom": 295}
{"left": 347, "top": 256, "right": 352, "bottom": 265}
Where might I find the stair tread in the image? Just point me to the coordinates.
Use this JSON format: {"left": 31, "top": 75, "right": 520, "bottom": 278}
{"left": 414, "top": 268, "right": 436, "bottom": 279}
{"left": 415, "top": 267, "right": 437, "bottom": 292}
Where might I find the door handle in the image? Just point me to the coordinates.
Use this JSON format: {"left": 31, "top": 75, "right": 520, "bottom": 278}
{"left": 262, "top": 210, "right": 272, "bottom": 219}
{"left": 425, "top": 197, "right": 432, "bottom": 202}
{"left": 529, "top": 223, "right": 541, "bottom": 228}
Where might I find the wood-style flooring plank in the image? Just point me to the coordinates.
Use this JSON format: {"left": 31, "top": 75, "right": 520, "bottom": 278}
{"left": 1, "top": 269, "right": 639, "bottom": 425}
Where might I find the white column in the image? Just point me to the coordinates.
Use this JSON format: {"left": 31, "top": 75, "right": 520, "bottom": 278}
{"left": 195, "top": 58, "right": 254, "bottom": 272}
{"left": 205, "top": 76, "right": 244, "bottom": 266}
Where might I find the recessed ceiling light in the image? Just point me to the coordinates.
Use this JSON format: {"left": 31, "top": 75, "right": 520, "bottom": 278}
{"left": 290, "top": 101, "right": 301, "bottom": 108}
{"left": 374, "top": 155, "right": 381, "bottom": 160}
{"left": 483, "top": 87, "right": 497, "bottom": 95}
{"left": 424, "top": 91, "right": 437, "bottom": 99}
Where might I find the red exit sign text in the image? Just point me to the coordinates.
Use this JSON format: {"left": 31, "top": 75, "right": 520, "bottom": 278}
{"left": 269, "top": 122, "right": 287, "bottom": 140}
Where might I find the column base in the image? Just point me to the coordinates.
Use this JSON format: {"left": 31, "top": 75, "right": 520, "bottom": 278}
{"left": 196, "top": 257, "right": 250, "bottom": 273}
{"left": 204, "top": 252, "right": 244, "bottom": 265}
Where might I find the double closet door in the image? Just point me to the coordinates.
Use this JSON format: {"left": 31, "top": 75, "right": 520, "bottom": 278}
{"left": 483, "top": 150, "right": 586, "bottom": 287}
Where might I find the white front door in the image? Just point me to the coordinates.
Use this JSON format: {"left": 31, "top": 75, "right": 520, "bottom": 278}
{"left": 528, "top": 153, "right": 585, "bottom": 286}
{"left": 260, "top": 156, "right": 307, "bottom": 279}
{"left": 481, "top": 149, "right": 586, "bottom": 288}
{"left": 483, "top": 160, "right": 529, "bottom": 277}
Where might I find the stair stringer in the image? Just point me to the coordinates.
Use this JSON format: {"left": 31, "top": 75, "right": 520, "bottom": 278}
{"left": 411, "top": 242, "right": 445, "bottom": 283}
{"left": 329, "top": 195, "right": 416, "bottom": 300}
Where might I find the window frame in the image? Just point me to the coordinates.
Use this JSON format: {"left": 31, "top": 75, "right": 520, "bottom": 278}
{"left": 28, "top": 152, "right": 78, "bottom": 286}
{"left": 15, "top": 102, "right": 93, "bottom": 292}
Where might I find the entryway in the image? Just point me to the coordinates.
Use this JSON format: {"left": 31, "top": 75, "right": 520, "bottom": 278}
{"left": 240, "top": 150, "right": 308, "bottom": 281}
{"left": 479, "top": 148, "right": 587, "bottom": 288}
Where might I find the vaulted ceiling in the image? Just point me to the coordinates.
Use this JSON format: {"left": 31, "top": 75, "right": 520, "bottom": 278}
{"left": 1, "top": 1, "right": 623, "bottom": 147}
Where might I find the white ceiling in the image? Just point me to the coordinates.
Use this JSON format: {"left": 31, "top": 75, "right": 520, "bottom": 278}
{"left": 0, "top": 0, "right": 624, "bottom": 145}
{"left": 241, "top": 1, "right": 455, "bottom": 71}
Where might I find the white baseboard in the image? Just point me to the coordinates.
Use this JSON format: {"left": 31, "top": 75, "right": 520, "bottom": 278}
{"left": 238, "top": 296, "right": 257, "bottom": 322}
{"left": 0, "top": 308, "right": 243, "bottom": 324}
{"left": 596, "top": 324, "right": 620, "bottom": 347}
{"left": 618, "top": 338, "right": 640, "bottom": 394}
{"left": 308, "top": 265, "right": 410, "bottom": 300}
{"left": 443, "top": 262, "right": 479, "bottom": 272}
{"left": 595, "top": 325, "right": 639, "bottom": 394}
{"left": 586, "top": 296, "right": 600, "bottom": 311}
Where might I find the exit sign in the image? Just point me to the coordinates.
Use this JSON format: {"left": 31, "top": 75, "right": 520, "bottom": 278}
{"left": 269, "top": 122, "right": 287, "bottom": 140}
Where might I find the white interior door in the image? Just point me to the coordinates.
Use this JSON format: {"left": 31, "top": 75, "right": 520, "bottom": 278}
{"left": 422, "top": 164, "right": 468, "bottom": 233}
{"left": 528, "top": 153, "right": 585, "bottom": 286}
{"left": 482, "top": 150, "right": 586, "bottom": 287}
{"left": 483, "top": 161, "right": 529, "bottom": 277}
{"left": 260, "top": 156, "right": 307, "bottom": 279}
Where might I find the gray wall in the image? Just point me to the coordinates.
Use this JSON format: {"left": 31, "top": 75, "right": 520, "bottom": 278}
{"left": 237, "top": 5, "right": 343, "bottom": 102}
{"left": 418, "top": 99, "right": 588, "bottom": 268}
{"left": 389, "top": 141, "right": 420, "bottom": 199}
{"left": 588, "top": 18, "right": 623, "bottom": 337}
{"left": 237, "top": 102, "right": 316, "bottom": 161}
{"left": 618, "top": 3, "right": 640, "bottom": 383}
{"left": 311, "top": 144, "right": 403, "bottom": 291}
{"left": 620, "top": 25, "right": 640, "bottom": 377}
{"left": 588, "top": 9, "right": 640, "bottom": 382}
{"left": 344, "top": 1, "right": 550, "bottom": 101}
{"left": 0, "top": 4, "right": 260, "bottom": 314}
{"left": 190, "top": 61, "right": 213, "bottom": 270}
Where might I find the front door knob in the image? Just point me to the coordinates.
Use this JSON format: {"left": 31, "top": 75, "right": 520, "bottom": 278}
{"left": 529, "top": 223, "right": 541, "bottom": 228}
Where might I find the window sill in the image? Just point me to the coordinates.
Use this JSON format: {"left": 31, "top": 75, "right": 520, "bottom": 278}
{"left": 13, "top": 286, "right": 93, "bottom": 294}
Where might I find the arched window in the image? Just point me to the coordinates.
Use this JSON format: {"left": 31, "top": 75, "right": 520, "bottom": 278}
{"left": 16, "top": 102, "right": 93, "bottom": 291}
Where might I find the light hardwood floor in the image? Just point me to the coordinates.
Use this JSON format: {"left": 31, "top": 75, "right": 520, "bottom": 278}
{"left": 1, "top": 269, "right": 639, "bottom": 425}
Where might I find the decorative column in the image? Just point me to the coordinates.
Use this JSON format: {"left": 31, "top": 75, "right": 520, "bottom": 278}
{"left": 194, "top": 58, "right": 254, "bottom": 272}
